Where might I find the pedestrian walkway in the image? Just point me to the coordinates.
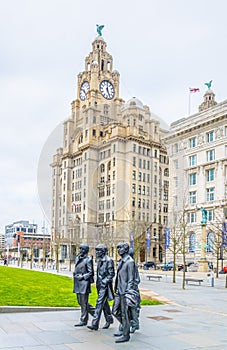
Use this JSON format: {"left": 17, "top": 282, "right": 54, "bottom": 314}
{"left": 1, "top": 266, "right": 227, "bottom": 349}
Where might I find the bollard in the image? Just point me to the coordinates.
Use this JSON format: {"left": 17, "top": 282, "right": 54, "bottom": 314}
{"left": 211, "top": 271, "right": 214, "bottom": 287}
{"left": 207, "top": 271, "right": 214, "bottom": 287}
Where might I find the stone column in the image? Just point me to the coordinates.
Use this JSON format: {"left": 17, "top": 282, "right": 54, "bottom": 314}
{"left": 198, "top": 224, "right": 208, "bottom": 272}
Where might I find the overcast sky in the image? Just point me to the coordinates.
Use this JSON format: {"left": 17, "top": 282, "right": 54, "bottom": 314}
{"left": 1, "top": 0, "right": 227, "bottom": 234}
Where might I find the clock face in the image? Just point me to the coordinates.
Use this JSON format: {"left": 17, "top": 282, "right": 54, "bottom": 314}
{"left": 100, "top": 80, "right": 115, "bottom": 100}
{"left": 80, "top": 81, "right": 90, "bottom": 101}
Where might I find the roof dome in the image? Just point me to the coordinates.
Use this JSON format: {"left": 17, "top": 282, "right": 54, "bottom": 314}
{"left": 204, "top": 88, "right": 214, "bottom": 95}
{"left": 123, "top": 97, "right": 144, "bottom": 109}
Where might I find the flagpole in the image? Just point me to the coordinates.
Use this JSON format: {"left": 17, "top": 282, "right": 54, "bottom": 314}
{"left": 188, "top": 91, "right": 191, "bottom": 116}
{"left": 188, "top": 88, "right": 200, "bottom": 116}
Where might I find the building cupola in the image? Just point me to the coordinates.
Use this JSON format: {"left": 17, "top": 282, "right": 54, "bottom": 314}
{"left": 199, "top": 80, "right": 217, "bottom": 111}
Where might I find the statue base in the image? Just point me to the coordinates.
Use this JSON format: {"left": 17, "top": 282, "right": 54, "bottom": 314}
{"left": 198, "top": 259, "right": 209, "bottom": 273}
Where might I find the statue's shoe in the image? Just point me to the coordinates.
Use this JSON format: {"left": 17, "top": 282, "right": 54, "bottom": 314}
{"left": 115, "top": 336, "right": 130, "bottom": 343}
{"left": 87, "top": 325, "right": 98, "bottom": 331}
{"left": 74, "top": 322, "right": 87, "bottom": 327}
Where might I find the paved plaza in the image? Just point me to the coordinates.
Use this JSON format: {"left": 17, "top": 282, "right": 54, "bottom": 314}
{"left": 0, "top": 269, "right": 227, "bottom": 349}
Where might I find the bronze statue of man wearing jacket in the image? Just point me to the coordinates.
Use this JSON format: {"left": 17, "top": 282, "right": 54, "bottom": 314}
{"left": 112, "top": 242, "right": 136, "bottom": 343}
{"left": 87, "top": 244, "right": 115, "bottom": 330}
{"left": 73, "top": 243, "right": 95, "bottom": 326}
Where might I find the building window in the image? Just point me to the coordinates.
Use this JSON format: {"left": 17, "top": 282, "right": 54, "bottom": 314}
{"left": 189, "top": 137, "right": 197, "bottom": 148}
{"left": 138, "top": 185, "right": 141, "bottom": 194}
{"left": 189, "top": 155, "right": 197, "bottom": 166}
{"left": 174, "top": 160, "right": 178, "bottom": 169}
{"left": 106, "top": 199, "right": 110, "bottom": 209}
{"left": 138, "top": 198, "right": 141, "bottom": 208}
{"left": 206, "top": 169, "right": 215, "bottom": 181}
{"left": 132, "top": 170, "right": 136, "bottom": 180}
{"left": 154, "top": 162, "right": 157, "bottom": 171}
{"left": 164, "top": 168, "right": 169, "bottom": 176}
{"left": 189, "top": 191, "right": 197, "bottom": 204}
{"left": 100, "top": 164, "right": 105, "bottom": 173}
{"left": 132, "top": 184, "right": 136, "bottom": 193}
{"left": 207, "top": 149, "right": 215, "bottom": 161}
{"left": 207, "top": 209, "right": 214, "bottom": 221}
{"left": 173, "top": 143, "right": 178, "bottom": 153}
{"left": 207, "top": 131, "right": 214, "bottom": 142}
{"left": 138, "top": 172, "right": 142, "bottom": 181}
{"left": 163, "top": 191, "right": 168, "bottom": 200}
{"left": 99, "top": 200, "right": 104, "bottom": 210}
{"left": 163, "top": 204, "right": 168, "bottom": 213}
{"left": 189, "top": 173, "right": 197, "bottom": 185}
{"left": 133, "top": 157, "right": 136, "bottom": 166}
{"left": 207, "top": 187, "right": 215, "bottom": 201}
{"left": 133, "top": 143, "right": 136, "bottom": 152}
{"left": 189, "top": 233, "right": 196, "bottom": 252}
{"left": 188, "top": 212, "right": 196, "bottom": 223}
{"left": 106, "top": 186, "right": 111, "bottom": 196}
{"left": 207, "top": 232, "right": 214, "bottom": 252}
{"left": 132, "top": 197, "right": 136, "bottom": 207}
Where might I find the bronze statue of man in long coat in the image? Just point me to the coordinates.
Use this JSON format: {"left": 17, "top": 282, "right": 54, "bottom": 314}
{"left": 73, "top": 243, "right": 95, "bottom": 326}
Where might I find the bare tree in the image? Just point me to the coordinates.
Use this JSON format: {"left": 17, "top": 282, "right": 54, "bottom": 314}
{"left": 206, "top": 211, "right": 227, "bottom": 278}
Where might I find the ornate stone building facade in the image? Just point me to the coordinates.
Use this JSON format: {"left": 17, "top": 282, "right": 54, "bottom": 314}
{"left": 51, "top": 34, "right": 169, "bottom": 262}
{"left": 163, "top": 88, "right": 227, "bottom": 266}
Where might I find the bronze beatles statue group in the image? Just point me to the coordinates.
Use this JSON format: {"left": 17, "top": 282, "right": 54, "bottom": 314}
{"left": 73, "top": 242, "right": 141, "bottom": 343}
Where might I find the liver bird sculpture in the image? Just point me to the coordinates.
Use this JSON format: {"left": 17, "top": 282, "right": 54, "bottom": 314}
{"left": 205, "top": 80, "right": 212, "bottom": 89}
{"left": 96, "top": 24, "right": 104, "bottom": 36}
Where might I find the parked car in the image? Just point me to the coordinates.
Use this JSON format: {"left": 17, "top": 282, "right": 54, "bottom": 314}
{"left": 162, "top": 262, "right": 184, "bottom": 271}
{"left": 219, "top": 266, "right": 227, "bottom": 274}
{"left": 143, "top": 261, "right": 156, "bottom": 270}
{"left": 162, "top": 262, "right": 174, "bottom": 271}
{"left": 156, "top": 263, "right": 165, "bottom": 270}
{"left": 187, "top": 262, "right": 199, "bottom": 272}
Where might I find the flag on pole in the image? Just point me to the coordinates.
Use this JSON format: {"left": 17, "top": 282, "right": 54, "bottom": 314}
{"left": 130, "top": 232, "right": 134, "bottom": 248}
{"left": 146, "top": 229, "right": 151, "bottom": 250}
{"left": 165, "top": 228, "right": 170, "bottom": 249}
{"left": 222, "top": 222, "right": 227, "bottom": 247}
{"left": 189, "top": 87, "right": 200, "bottom": 93}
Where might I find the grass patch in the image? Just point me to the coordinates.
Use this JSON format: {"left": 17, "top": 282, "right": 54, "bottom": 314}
{"left": 0, "top": 266, "right": 161, "bottom": 307}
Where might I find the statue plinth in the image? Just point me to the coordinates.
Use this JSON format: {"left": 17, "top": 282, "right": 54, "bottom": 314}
{"left": 198, "top": 223, "right": 208, "bottom": 272}
{"left": 198, "top": 259, "right": 209, "bottom": 272}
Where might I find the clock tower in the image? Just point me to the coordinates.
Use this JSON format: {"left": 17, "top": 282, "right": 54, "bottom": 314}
{"left": 51, "top": 29, "right": 169, "bottom": 264}
{"left": 71, "top": 35, "right": 123, "bottom": 129}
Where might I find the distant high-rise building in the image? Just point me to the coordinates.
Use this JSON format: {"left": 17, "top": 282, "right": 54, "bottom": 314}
{"left": 51, "top": 33, "right": 169, "bottom": 262}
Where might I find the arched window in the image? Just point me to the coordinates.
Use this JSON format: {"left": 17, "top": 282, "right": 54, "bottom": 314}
{"left": 100, "top": 164, "right": 105, "bottom": 173}
{"left": 207, "top": 232, "right": 214, "bottom": 252}
{"left": 164, "top": 168, "right": 169, "bottom": 176}
{"left": 189, "top": 232, "right": 196, "bottom": 252}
